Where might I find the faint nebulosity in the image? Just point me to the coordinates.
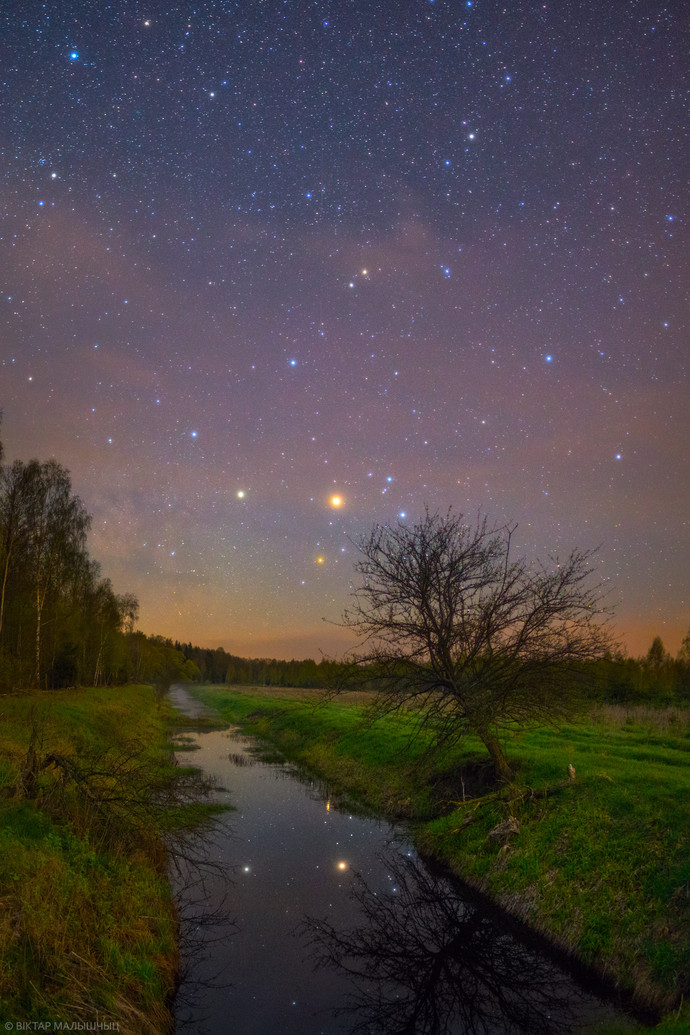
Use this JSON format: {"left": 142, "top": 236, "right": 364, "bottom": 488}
{"left": 1, "top": 1, "right": 687, "bottom": 657}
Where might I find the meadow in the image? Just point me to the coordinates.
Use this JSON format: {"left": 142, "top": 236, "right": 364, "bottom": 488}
{"left": 0, "top": 685, "right": 213, "bottom": 1031}
{"left": 189, "top": 684, "right": 690, "bottom": 1033}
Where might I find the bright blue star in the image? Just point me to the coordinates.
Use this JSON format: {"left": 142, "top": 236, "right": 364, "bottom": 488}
{"left": 190, "top": 431, "right": 198, "bottom": 438}
{"left": 545, "top": 354, "right": 553, "bottom": 363}
{"left": 289, "top": 359, "right": 297, "bottom": 367}
{"left": 69, "top": 51, "right": 79, "bottom": 61}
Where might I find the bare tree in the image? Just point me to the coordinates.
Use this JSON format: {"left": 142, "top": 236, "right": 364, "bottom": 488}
{"left": 341, "top": 510, "right": 614, "bottom": 781}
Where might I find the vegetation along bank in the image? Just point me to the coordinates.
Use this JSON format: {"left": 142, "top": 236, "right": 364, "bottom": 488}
{"left": 0, "top": 683, "right": 215, "bottom": 1032}
{"left": 189, "top": 683, "right": 690, "bottom": 1034}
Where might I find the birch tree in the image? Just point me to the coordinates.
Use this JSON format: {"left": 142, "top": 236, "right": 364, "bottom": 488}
{"left": 24, "top": 460, "right": 90, "bottom": 687}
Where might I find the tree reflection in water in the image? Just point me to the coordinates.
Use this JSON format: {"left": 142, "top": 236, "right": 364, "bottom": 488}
{"left": 171, "top": 839, "right": 235, "bottom": 1029}
{"left": 303, "top": 850, "right": 602, "bottom": 1035}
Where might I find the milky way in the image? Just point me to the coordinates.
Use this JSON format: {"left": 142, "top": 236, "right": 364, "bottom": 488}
{"left": 1, "top": 1, "right": 687, "bottom": 657}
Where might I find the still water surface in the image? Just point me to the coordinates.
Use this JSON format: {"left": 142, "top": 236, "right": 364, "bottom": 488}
{"left": 168, "top": 685, "right": 634, "bottom": 1035}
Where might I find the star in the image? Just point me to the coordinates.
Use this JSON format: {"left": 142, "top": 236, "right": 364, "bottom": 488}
{"left": 0, "top": 0, "right": 684, "bottom": 665}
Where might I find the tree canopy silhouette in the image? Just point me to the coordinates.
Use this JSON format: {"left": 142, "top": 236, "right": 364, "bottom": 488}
{"left": 341, "top": 510, "right": 614, "bottom": 780}
{"left": 304, "top": 849, "right": 595, "bottom": 1034}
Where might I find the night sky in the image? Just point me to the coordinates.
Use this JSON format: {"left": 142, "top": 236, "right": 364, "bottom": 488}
{"left": 2, "top": 1, "right": 687, "bottom": 659}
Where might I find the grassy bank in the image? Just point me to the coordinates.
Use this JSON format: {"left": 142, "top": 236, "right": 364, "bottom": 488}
{"left": 189, "top": 684, "right": 690, "bottom": 1031}
{"left": 0, "top": 684, "right": 197, "bottom": 1031}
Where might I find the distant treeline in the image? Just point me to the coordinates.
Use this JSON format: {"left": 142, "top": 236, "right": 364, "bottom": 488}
{"left": 588, "top": 641, "right": 690, "bottom": 704}
{"left": 1, "top": 417, "right": 689, "bottom": 701}
{"left": 163, "top": 633, "right": 690, "bottom": 707}
{"left": 173, "top": 642, "right": 345, "bottom": 689}
{"left": 171, "top": 638, "right": 690, "bottom": 704}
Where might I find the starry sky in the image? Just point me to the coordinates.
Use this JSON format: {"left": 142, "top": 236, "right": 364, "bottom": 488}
{"left": 1, "top": 1, "right": 688, "bottom": 660}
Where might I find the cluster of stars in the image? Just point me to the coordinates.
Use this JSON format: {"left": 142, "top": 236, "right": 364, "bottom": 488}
{"left": 0, "top": 0, "right": 686, "bottom": 656}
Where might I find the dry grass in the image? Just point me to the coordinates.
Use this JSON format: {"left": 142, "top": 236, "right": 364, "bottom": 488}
{"left": 589, "top": 703, "right": 690, "bottom": 732}
{"left": 221, "top": 683, "right": 379, "bottom": 706}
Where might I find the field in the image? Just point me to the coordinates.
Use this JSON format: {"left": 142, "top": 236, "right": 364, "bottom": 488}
{"left": 189, "top": 684, "right": 690, "bottom": 1032}
{"left": 0, "top": 685, "right": 204, "bottom": 1031}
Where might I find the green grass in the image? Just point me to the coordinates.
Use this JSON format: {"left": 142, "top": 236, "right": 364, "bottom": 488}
{"left": 190, "top": 685, "right": 690, "bottom": 1026}
{"left": 0, "top": 685, "right": 190, "bottom": 1031}
{"left": 190, "top": 684, "right": 459, "bottom": 816}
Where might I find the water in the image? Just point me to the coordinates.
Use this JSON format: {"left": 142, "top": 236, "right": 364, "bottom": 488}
{"left": 168, "top": 685, "right": 637, "bottom": 1035}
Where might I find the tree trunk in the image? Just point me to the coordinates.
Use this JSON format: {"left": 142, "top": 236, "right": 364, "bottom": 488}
{"left": 34, "top": 580, "right": 42, "bottom": 688}
{"left": 477, "top": 729, "right": 512, "bottom": 783}
{"left": 0, "top": 547, "right": 10, "bottom": 646}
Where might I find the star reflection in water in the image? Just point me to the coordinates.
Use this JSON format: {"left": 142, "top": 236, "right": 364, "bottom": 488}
{"left": 302, "top": 849, "right": 620, "bottom": 1035}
